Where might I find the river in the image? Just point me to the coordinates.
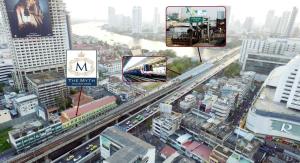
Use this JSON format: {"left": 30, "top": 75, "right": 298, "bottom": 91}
{"left": 72, "top": 22, "right": 228, "bottom": 61}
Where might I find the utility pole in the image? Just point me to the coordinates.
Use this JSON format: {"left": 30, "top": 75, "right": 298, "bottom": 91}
{"left": 75, "top": 86, "right": 83, "bottom": 117}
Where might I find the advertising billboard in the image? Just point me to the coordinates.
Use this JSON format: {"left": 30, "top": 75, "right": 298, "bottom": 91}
{"left": 4, "top": 0, "right": 53, "bottom": 38}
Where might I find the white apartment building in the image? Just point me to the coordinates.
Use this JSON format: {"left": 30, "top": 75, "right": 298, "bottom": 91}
{"left": 0, "top": 59, "right": 13, "bottom": 83}
{"left": 153, "top": 8, "right": 160, "bottom": 33}
{"left": 285, "top": 7, "right": 298, "bottom": 37}
{"left": 132, "top": 6, "right": 142, "bottom": 34}
{"left": 152, "top": 112, "right": 182, "bottom": 141}
{"left": 273, "top": 56, "right": 300, "bottom": 110}
{"left": 0, "top": 0, "right": 70, "bottom": 91}
{"left": 104, "top": 60, "right": 122, "bottom": 75}
{"left": 239, "top": 38, "right": 300, "bottom": 79}
{"left": 26, "top": 72, "right": 67, "bottom": 108}
{"left": 180, "top": 94, "right": 197, "bottom": 111}
{"left": 13, "top": 94, "right": 38, "bottom": 116}
{"left": 211, "top": 98, "right": 231, "bottom": 120}
{"left": 246, "top": 56, "right": 300, "bottom": 141}
{"left": 0, "top": 21, "right": 7, "bottom": 45}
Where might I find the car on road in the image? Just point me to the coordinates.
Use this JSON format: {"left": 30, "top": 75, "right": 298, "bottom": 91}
{"left": 132, "top": 120, "right": 139, "bottom": 124}
{"left": 86, "top": 144, "right": 93, "bottom": 150}
{"left": 66, "top": 155, "right": 74, "bottom": 161}
{"left": 73, "top": 155, "right": 82, "bottom": 162}
{"left": 90, "top": 145, "right": 98, "bottom": 151}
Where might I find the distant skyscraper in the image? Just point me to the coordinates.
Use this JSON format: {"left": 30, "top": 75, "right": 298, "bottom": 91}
{"left": 132, "top": 6, "right": 142, "bottom": 34}
{"left": 243, "top": 17, "right": 254, "bottom": 32}
{"left": 270, "top": 16, "right": 280, "bottom": 35}
{"left": 0, "top": 0, "right": 70, "bottom": 91}
{"left": 108, "top": 7, "right": 116, "bottom": 28}
{"left": 264, "top": 10, "right": 275, "bottom": 31}
{"left": 153, "top": 7, "right": 160, "bottom": 33}
{"left": 276, "top": 11, "right": 290, "bottom": 36}
{"left": 226, "top": 6, "right": 231, "bottom": 29}
{"left": 285, "top": 7, "right": 298, "bottom": 37}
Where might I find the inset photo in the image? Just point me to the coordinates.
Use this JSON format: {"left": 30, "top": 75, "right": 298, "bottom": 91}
{"left": 166, "top": 6, "right": 226, "bottom": 47}
{"left": 122, "top": 56, "right": 167, "bottom": 82}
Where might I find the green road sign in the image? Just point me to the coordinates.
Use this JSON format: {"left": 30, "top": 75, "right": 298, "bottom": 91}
{"left": 190, "top": 17, "right": 208, "bottom": 23}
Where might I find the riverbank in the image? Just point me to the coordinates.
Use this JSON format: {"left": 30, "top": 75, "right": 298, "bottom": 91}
{"left": 101, "top": 24, "right": 165, "bottom": 42}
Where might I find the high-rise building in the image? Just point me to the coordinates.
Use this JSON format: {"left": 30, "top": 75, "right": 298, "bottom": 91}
{"left": 273, "top": 57, "right": 300, "bottom": 110}
{"left": 246, "top": 56, "right": 300, "bottom": 141}
{"left": 264, "top": 10, "right": 275, "bottom": 32}
{"left": 26, "top": 71, "right": 67, "bottom": 108}
{"left": 108, "top": 7, "right": 116, "bottom": 28}
{"left": 153, "top": 7, "right": 160, "bottom": 33}
{"left": 0, "top": 0, "right": 71, "bottom": 91}
{"left": 285, "top": 7, "right": 298, "bottom": 37}
{"left": 132, "top": 6, "right": 142, "bottom": 34}
{"left": 0, "top": 20, "right": 7, "bottom": 45}
{"left": 270, "top": 16, "right": 280, "bottom": 35}
{"left": 243, "top": 17, "right": 254, "bottom": 32}
{"left": 239, "top": 38, "right": 300, "bottom": 80}
{"left": 0, "top": 59, "right": 13, "bottom": 83}
{"left": 276, "top": 11, "right": 290, "bottom": 36}
{"left": 225, "top": 6, "right": 230, "bottom": 30}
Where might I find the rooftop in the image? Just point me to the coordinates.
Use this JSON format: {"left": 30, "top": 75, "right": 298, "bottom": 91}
{"left": 14, "top": 94, "right": 38, "bottom": 103}
{"left": 26, "top": 71, "right": 65, "bottom": 85}
{"left": 160, "top": 145, "right": 176, "bottom": 158}
{"left": 61, "top": 96, "right": 116, "bottom": 121}
{"left": 191, "top": 145, "right": 212, "bottom": 161}
{"left": 227, "top": 153, "right": 253, "bottom": 163}
{"left": 254, "top": 86, "right": 300, "bottom": 120}
{"left": 9, "top": 120, "right": 43, "bottom": 139}
{"left": 101, "top": 126, "right": 155, "bottom": 163}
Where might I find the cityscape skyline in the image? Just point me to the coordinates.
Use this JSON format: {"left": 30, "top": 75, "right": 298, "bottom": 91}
{"left": 0, "top": 0, "right": 300, "bottom": 162}
{"left": 63, "top": 0, "right": 300, "bottom": 25}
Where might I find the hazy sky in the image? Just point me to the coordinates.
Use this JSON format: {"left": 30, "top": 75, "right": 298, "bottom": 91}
{"left": 63, "top": 0, "right": 300, "bottom": 25}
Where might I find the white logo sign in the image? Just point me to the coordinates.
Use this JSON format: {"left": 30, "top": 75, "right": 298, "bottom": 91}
{"left": 280, "top": 123, "right": 293, "bottom": 133}
{"left": 66, "top": 50, "right": 97, "bottom": 86}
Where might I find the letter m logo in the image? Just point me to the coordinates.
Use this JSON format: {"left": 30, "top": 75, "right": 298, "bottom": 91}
{"left": 76, "top": 62, "right": 88, "bottom": 71}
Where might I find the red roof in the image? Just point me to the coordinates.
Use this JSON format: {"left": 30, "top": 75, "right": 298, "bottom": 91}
{"left": 183, "top": 141, "right": 201, "bottom": 151}
{"left": 160, "top": 145, "right": 176, "bottom": 158}
{"left": 191, "top": 145, "right": 212, "bottom": 161}
{"left": 62, "top": 96, "right": 116, "bottom": 120}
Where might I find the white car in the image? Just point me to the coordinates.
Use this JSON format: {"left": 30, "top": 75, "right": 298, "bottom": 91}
{"left": 73, "top": 155, "right": 82, "bottom": 162}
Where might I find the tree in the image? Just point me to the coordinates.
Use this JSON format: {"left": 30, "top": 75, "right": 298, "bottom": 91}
{"left": 0, "top": 84, "right": 4, "bottom": 94}
{"left": 158, "top": 49, "right": 176, "bottom": 58}
{"left": 224, "top": 63, "right": 241, "bottom": 78}
{"left": 167, "top": 57, "right": 199, "bottom": 78}
{"left": 70, "top": 88, "right": 77, "bottom": 95}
